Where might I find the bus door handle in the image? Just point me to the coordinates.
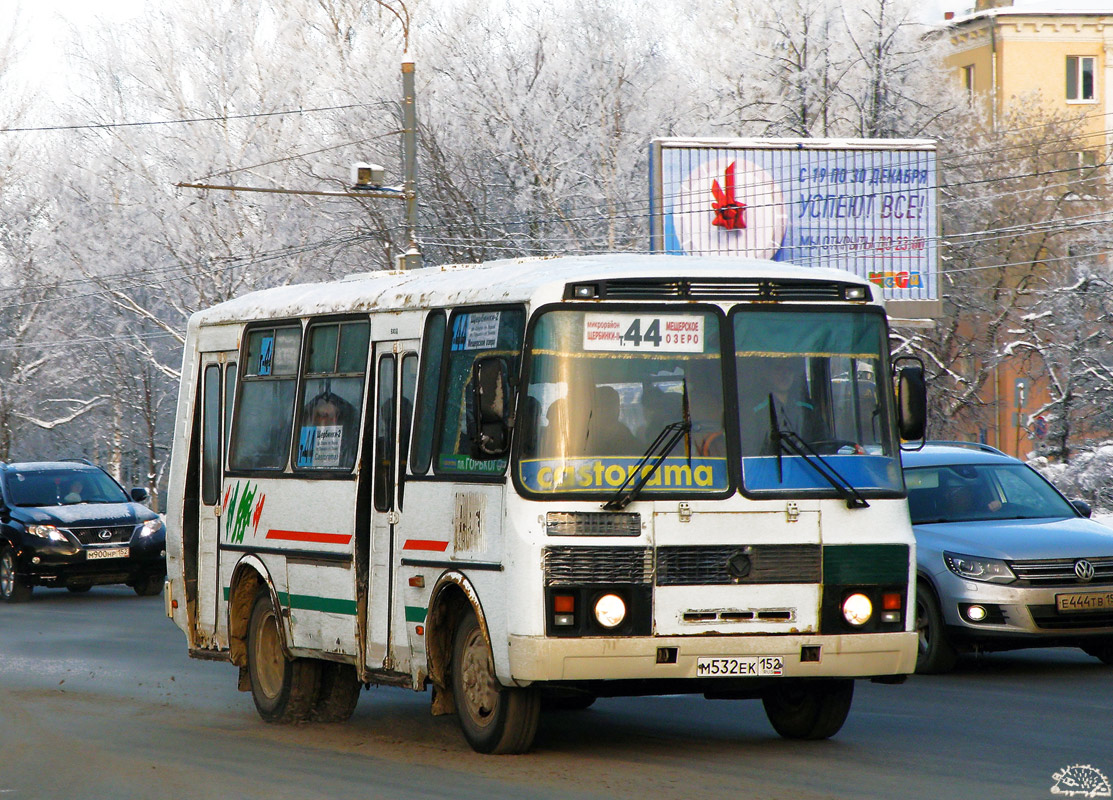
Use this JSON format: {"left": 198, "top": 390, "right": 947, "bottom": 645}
{"left": 387, "top": 510, "right": 400, "bottom": 525}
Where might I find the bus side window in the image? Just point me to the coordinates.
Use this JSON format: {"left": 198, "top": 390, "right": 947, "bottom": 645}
{"left": 294, "top": 320, "right": 369, "bottom": 472}
{"left": 229, "top": 326, "right": 301, "bottom": 470}
{"left": 435, "top": 307, "right": 525, "bottom": 475}
{"left": 374, "top": 356, "right": 397, "bottom": 512}
{"left": 201, "top": 365, "right": 221, "bottom": 506}
{"left": 398, "top": 354, "right": 417, "bottom": 508}
{"left": 410, "top": 311, "right": 447, "bottom": 475}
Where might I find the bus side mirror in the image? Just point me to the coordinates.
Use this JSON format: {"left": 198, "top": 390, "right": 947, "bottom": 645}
{"left": 895, "top": 359, "right": 927, "bottom": 443}
{"left": 469, "top": 356, "right": 511, "bottom": 458}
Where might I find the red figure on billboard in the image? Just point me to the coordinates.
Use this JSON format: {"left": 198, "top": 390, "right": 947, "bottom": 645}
{"left": 711, "top": 162, "right": 747, "bottom": 230}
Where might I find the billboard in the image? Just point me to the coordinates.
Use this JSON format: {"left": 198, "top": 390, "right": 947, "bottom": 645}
{"left": 650, "top": 138, "right": 939, "bottom": 318}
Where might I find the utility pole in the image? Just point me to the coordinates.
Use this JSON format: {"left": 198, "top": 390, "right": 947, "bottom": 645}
{"left": 398, "top": 59, "right": 422, "bottom": 271}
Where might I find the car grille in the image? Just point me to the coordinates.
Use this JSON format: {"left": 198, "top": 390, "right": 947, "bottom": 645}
{"left": 543, "top": 547, "right": 653, "bottom": 586}
{"left": 656, "top": 545, "right": 821, "bottom": 586}
{"left": 1007, "top": 556, "right": 1113, "bottom": 587}
{"left": 69, "top": 525, "right": 134, "bottom": 545}
{"left": 1028, "top": 604, "right": 1113, "bottom": 630}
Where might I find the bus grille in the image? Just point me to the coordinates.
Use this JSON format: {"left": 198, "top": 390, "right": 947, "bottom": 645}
{"left": 570, "top": 278, "right": 855, "bottom": 303}
{"left": 656, "top": 545, "right": 822, "bottom": 586}
{"left": 1008, "top": 557, "right": 1113, "bottom": 587}
{"left": 543, "top": 546, "right": 652, "bottom": 586}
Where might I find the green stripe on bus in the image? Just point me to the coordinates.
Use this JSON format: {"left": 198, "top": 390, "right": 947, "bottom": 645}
{"left": 823, "top": 544, "right": 909, "bottom": 584}
{"left": 221, "top": 587, "right": 357, "bottom": 615}
{"left": 405, "top": 606, "right": 427, "bottom": 623}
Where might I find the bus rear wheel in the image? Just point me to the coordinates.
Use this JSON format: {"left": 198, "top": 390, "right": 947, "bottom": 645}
{"left": 247, "top": 589, "right": 319, "bottom": 723}
{"left": 311, "top": 662, "right": 362, "bottom": 722}
{"left": 451, "top": 610, "right": 540, "bottom": 754}
{"left": 761, "top": 679, "right": 854, "bottom": 740}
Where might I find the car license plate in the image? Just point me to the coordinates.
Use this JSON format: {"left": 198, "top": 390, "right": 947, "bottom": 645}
{"left": 696, "top": 656, "right": 784, "bottom": 677}
{"left": 1056, "top": 591, "right": 1113, "bottom": 613}
{"left": 87, "top": 547, "right": 129, "bottom": 560}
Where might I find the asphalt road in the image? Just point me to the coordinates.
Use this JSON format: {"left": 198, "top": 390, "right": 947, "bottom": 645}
{"left": 0, "top": 586, "right": 1110, "bottom": 800}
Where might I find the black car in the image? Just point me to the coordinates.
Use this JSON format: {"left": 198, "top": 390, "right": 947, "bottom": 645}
{"left": 0, "top": 461, "right": 165, "bottom": 601}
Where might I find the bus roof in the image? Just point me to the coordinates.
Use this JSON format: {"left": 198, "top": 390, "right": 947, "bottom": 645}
{"left": 191, "top": 253, "right": 877, "bottom": 326}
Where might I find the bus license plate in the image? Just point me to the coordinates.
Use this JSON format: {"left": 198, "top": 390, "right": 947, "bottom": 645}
{"left": 696, "top": 656, "right": 784, "bottom": 677}
{"left": 87, "top": 547, "right": 129, "bottom": 560}
{"left": 1057, "top": 591, "right": 1113, "bottom": 613}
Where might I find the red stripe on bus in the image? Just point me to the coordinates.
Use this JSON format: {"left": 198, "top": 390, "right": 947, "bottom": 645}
{"left": 266, "top": 529, "right": 352, "bottom": 545}
{"left": 403, "top": 539, "right": 449, "bottom": 552}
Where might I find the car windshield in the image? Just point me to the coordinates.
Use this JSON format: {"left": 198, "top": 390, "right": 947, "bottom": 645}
{"left": 905, "top": 463, "right": 1077, "bottom": 524}
{"left": 4, "top": 468, "right": 131, "bottom": 507}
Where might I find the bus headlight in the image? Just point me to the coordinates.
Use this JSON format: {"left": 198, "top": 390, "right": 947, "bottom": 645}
{"left": 594, "top": 594, "right": 627, "bottom": 629}
{"left": 841, "top": 593, "right": 873, "bottom": 626}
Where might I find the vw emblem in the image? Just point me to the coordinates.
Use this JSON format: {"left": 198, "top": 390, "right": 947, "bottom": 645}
{"left": 1075, "top": 559, "right": 1095, "bottom": 582}
{"left": 97, "top": 530, "right": 113, "bottom": 541}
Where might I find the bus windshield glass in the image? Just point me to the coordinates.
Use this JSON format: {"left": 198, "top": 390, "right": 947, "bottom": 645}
{"left": 517, "top": 308, "right": 728, "bottom": 498}
{"left": 733, "top": 309, "right": 902, "bottom": 494}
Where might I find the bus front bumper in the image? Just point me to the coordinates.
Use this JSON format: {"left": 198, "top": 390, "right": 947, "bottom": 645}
{"left": 507, "top": 631, "right": 916, "bottom": 682}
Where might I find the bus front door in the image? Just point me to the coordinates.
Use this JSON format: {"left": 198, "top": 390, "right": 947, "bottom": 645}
{"left": 365, "top": 342, "right": 418, "bottom": 673}
{"left": 197, "top": 351, "right": 236, "bottom": 646}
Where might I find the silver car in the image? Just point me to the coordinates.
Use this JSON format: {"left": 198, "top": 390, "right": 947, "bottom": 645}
{"left": 903, "top": 442, "right": 1113, "bottom": 673}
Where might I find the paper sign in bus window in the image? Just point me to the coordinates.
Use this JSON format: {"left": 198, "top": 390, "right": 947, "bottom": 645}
{"left": 297, "top": 425, "right": 343, "bottom": 468}
{"left": 258, "top": 335, "right": 275, "bottom": 376}
{"left": 452, "top": 311, "right": 502, "bottom": 351}
{"left": 584, "top": 314, "right": 704, "bottom": 353}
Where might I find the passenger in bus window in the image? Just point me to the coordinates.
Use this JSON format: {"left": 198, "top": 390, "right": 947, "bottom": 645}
{"left": 584, "top": 386, "right": 639, "bottom": 455}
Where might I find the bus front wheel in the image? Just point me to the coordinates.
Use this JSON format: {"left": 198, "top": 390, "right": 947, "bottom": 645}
{"left": 761, "top": 679, "right": 854, "bottom": 740}
{"left": 247, "top": 590, "right": 319, "bottom": 723}
{"left": 451, "top": 611, "right": 540, "bottom": 754}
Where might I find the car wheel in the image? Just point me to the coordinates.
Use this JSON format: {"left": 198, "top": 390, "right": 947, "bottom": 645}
{"left": 1081, "top": 639, "right": 1113, "bottom": 665}
{"left": 0, "top": 546, "right": 32, "bottom": 603}
{"left": 246, "top": 589, "right": 320, "bottom": 723}
{"left": 132, "top": 576, "right": 163, "bottom": 597}
{"left": 451, "top": 610, "right": 540, "bottom": 754}
{"left": 761, "top": 679, "right": 854, "bottom": 740}
{"left": 916, "top": 584, "right": 957, "bottom": 674}
{"left": 310, "top": 661, "right": 362, "bottom": 723}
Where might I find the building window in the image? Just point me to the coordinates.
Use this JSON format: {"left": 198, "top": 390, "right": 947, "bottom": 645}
{"left": 962, "top": 64, "right": 975, "bottom": 101}
{"left": 1066, "top": 56, "right": 1096, "bottom": 102}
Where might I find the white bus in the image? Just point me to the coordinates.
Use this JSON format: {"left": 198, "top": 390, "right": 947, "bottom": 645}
{"left": 165, "top": 254, "right": 926, "bottom": 754}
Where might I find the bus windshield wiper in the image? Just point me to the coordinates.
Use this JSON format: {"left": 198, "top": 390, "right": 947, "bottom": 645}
{"left": 767, "top": 395, "right": 869, "bottom": 510}
{"left": 604, "top": 382, "right": 692, "bottom": 511}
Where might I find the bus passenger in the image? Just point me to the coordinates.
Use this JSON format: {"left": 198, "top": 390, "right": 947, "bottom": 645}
{"left": 584, "top": 386, "right": 639, "bottom": 455}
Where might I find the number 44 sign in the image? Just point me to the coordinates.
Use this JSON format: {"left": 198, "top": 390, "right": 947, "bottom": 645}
{"left": 584, "top": 313, "right": 704, "bottom": 353}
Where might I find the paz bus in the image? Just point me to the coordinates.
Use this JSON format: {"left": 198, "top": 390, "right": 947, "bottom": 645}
{"left": 164, "top": 254, "right": 926, "bottom": 754}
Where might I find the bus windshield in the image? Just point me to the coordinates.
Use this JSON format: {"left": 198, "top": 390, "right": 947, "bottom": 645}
{"left": 733, "top": 309, "right": 902, "bottom": 494}
{"left": 517, "top": 308, "right": 728, "bottom": 498}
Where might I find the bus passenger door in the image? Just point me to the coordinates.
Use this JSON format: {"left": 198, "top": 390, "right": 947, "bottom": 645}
{"left": 197, "top": 352, "right": 236, "bottom": 645}
{"left": 365, "top": 341, "right": 418, "bottom": 672}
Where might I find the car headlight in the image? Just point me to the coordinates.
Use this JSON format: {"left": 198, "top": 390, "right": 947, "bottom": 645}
{"left": 944, "top": 551, "right": 1016, "bottom": 584}
{"left": 135, "top": 518, "right": 164, "bottom": 538}
{"left": 28, "top": 524, "right": 69, "bottom": 543}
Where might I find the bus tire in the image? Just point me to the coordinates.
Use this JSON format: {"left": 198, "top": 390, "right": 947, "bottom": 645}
{"left": 915, "top": 584, "right": 957, "bottom": 674}
{"left": 0, "top": 546, "right": 32, "bottom": 603}
{"left": 310, "top": 661, "right": 362, "bottom": 723}
{"left": 247, "top": 589, "right": 319, "bottom": 723}
{"left": 761, "top": 679, "right": 853, "bottom": 740}
{"left": 451, "top": 610, "right": 540, "bottom": 754}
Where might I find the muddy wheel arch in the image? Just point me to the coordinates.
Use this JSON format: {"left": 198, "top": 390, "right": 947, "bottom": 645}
{"left": 425, "top": 571, "right": 489, "bottom": 716}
